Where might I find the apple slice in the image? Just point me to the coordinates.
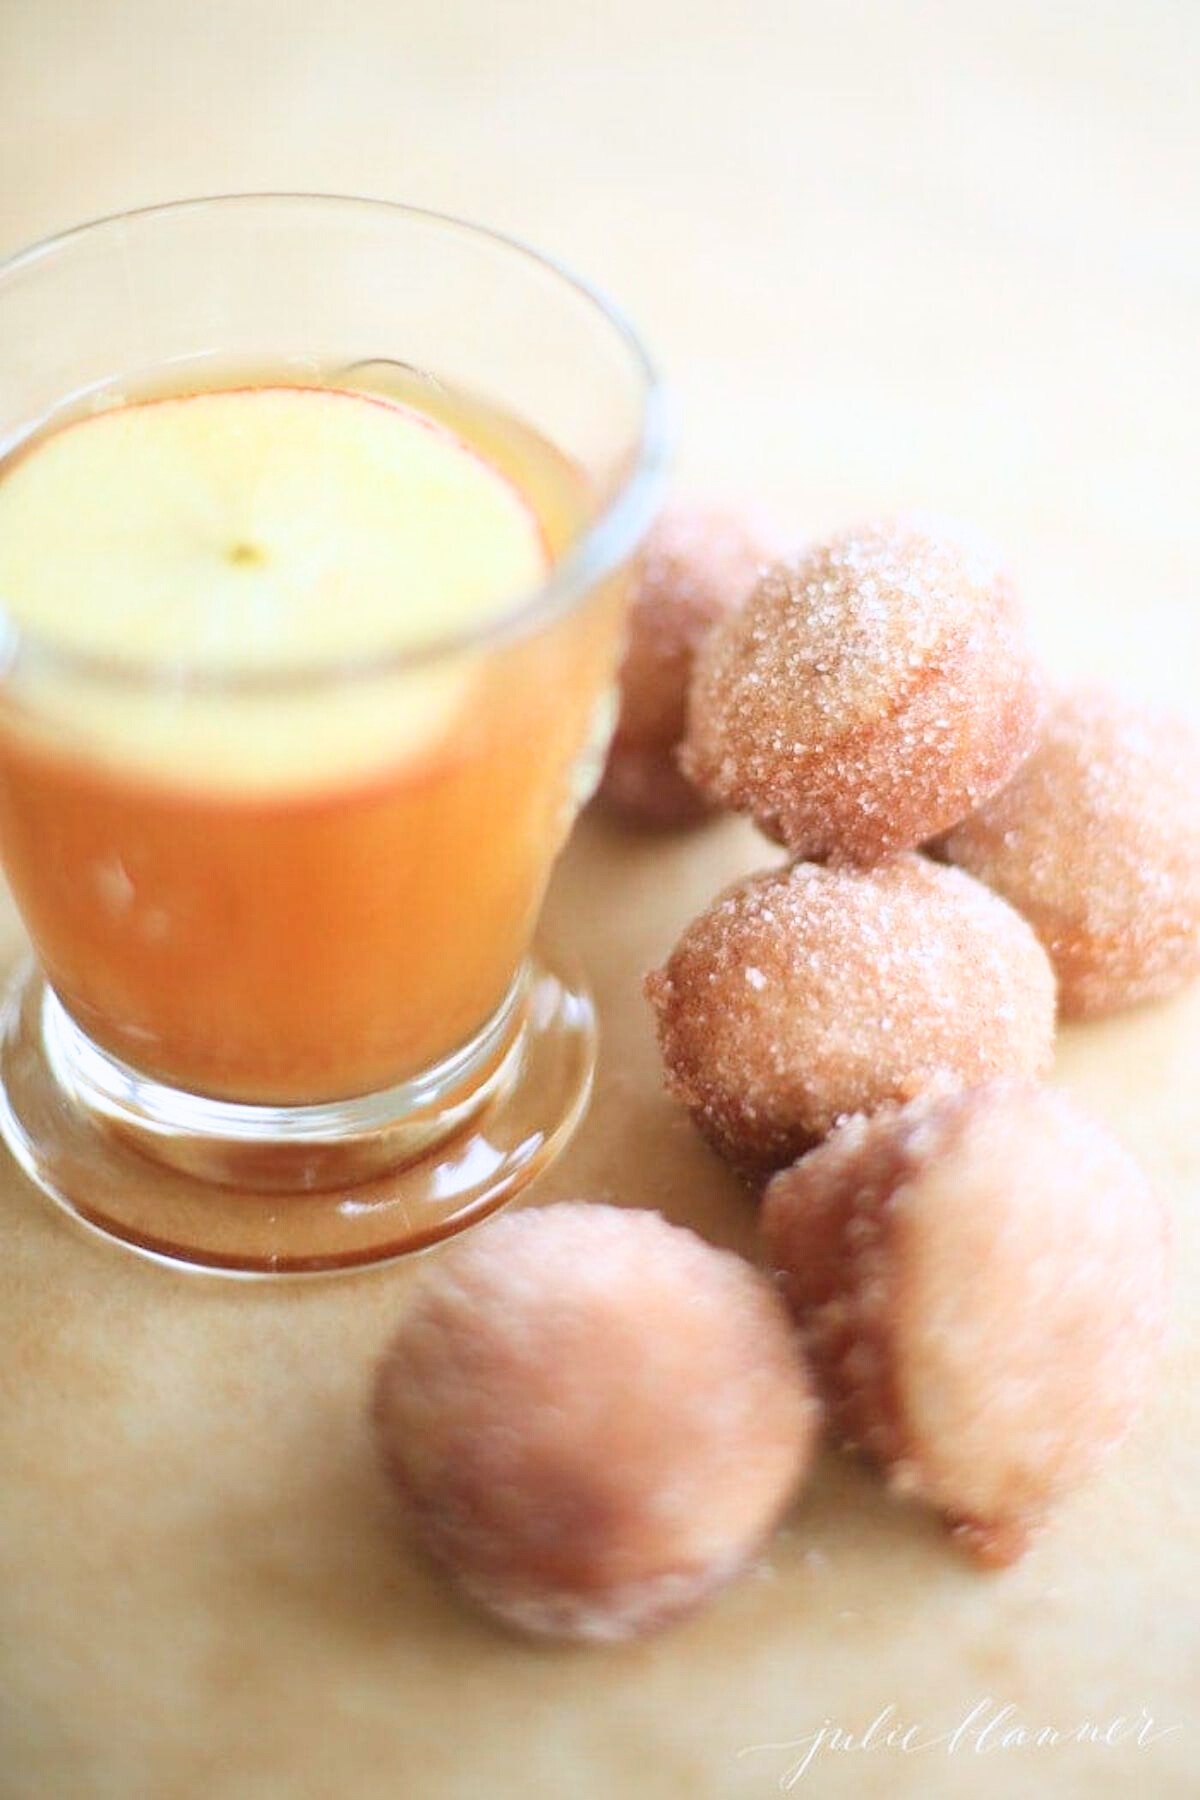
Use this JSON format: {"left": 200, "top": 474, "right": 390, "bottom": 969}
{"left": 0, "top": 386, "right": 549, "bottom": 791}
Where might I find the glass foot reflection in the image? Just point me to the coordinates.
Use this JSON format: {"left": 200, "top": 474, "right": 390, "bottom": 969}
{"left": 0, "top": 946, "right": 595, "bottom": 1276}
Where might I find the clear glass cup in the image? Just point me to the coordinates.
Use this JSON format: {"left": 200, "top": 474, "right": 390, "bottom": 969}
{"left": 0, "top": 195, "right": 668, "bottom": 1274}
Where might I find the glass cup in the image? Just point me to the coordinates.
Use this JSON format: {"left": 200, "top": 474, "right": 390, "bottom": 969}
{"left": 0, "top": 195, "right": 668, "bottom": 1274}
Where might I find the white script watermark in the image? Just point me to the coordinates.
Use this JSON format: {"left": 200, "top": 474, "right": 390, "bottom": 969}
{"left": 739, "top": 1697, "right": 1183, "bottom": 1788}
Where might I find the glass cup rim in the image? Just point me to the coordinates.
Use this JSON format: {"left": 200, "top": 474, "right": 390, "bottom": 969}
{"left": 0, "top": 192, "right": 672, "bottom": 696}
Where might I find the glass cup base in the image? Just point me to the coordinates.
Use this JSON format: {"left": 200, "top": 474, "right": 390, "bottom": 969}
{"left": 0, "top": 948, "right": 595, "bottom": 1277}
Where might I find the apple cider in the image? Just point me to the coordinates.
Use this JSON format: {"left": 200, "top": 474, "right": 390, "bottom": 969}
{"left": 0, "top": 365, "right": 624, "bottom": 1105}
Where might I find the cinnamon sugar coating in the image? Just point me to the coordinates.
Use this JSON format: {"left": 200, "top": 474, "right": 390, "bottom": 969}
{"left": 761, "top": 1084, "right": 1170, "bottom": 1565}
{"left": 681, "top": 517, "right": 1043, "bottom": 863}
{"left": 599, "top": 502, "right": 782, "bottom": 826}
{"left": 934, "top": 688, "right": 1200, "bottom": 1019}
{"left": 373, "top": 1202, "right": 819, "bottom": 1642}
{"left": 645, "top": 855, "right": 1055, "bottom": 1175}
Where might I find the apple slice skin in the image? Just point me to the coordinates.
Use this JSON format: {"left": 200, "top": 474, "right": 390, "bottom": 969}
{"left": 0, "top": 383, "right": 626, "bottom": 1102}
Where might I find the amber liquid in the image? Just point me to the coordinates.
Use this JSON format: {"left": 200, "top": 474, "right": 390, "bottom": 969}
{"left": 0, "top": 366, "right": 626, "bottom": 1104}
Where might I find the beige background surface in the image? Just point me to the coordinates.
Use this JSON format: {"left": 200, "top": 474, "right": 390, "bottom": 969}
{"left": 1, "top": 2, "right": 1198, "bottom": 1796}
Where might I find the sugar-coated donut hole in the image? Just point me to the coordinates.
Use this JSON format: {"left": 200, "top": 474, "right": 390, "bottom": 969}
{"left": 599, "top": 501, "right": 784, "bottom": 827}
{"left": 681, "top": 515, "right": 1043, "bottom": 863}
{"left": 372, "top": 1202, "right": 821, "bottom": 1642}
{"left": 934, "top": 687, "right": 1200, "bottom": 1019}
{"left": 646, "top": 855, "right": 1056, "bottom": 1176}
{"left": 761, "top": 1083, "right": 1170, "bottom": 1564}
{"left": 599, "top": 742, "right": 718, "bottom": 829}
